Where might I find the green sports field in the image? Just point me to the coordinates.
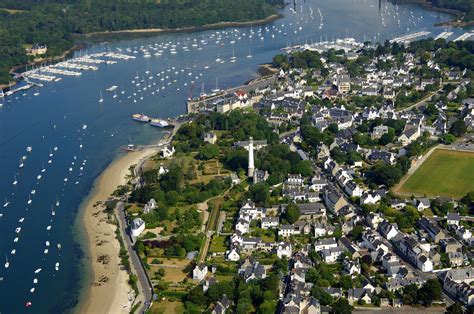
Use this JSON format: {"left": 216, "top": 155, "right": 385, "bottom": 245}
{"left": 399, "top": 149, "right": 474, "bottom": 199}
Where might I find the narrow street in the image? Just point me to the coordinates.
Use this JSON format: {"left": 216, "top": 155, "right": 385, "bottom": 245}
{"left": 115, "top": 202, "right": 153, "bottom": 313}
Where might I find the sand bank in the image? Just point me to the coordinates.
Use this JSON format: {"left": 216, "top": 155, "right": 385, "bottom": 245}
{"left": 76, "top": 148, "right": 156, "bottom": 313}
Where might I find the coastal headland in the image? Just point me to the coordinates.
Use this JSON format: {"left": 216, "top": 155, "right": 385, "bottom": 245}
{"left": 77, "top": 14, "right": 283, "bottom": 39}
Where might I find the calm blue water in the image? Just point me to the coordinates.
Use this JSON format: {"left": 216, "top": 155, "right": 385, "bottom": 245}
{"left": 0, "top": 0, "right": 470, "bottom": 312}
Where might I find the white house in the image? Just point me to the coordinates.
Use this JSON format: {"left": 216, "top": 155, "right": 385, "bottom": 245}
{"left": 417, "top": 255, "right": 433, "bottom": 273}
{"left": 321, "top": 246, "right": 345, "bottom": 263}
{"left": 226, "top": 247, "right": 240, "bottom": 261}
{"left": 235, "top": 218, "right": 250, "bottom": 234}
{"left": 261, "top": 217, "right": 279, "bottom": 229}
{"left": 360, "top": 192, "right": 381, "bottom": 205}
{"left": 379, "top": 221, "right": 400, "bottom": 241}
{"left": 278, "top": 224, "right": 300, "bottom": 237}
{"left": 143, "top": 198, "right": 157, "bottom": 214}
{"left": 414, "top": 198, "right": 431, "bottom": 211}
{"left": 344, "top": 181, "right": 363, "bottom": 197}
{"left": 314, "top": 221, "right": 335, "bottom": 238}
{"left": 343, "top": 259, "right": 361, "bottom": 277}
{"left": 277, "top": 242, "right": 293, "bottom": 258}
{"left": 161, "top": 145, "right": 175, "bottom": 158}
{"left": 286, "top": 174, "right": 304, "bottom": 186}
{"left": 131, "top": 218, "right": 145, "bottom": 237}
{"left": 193, "top": 263, "right": 208, "bottom": 281}
{"left": 314, "top": 238, "right": 338, "bottom": 252}
{"left": 446, "top": 212, "right": 460, "bottom": 226}
{"left": 456, "top": 227, "right": 472, "bottom": 240}
{"left": 204, "top": 132, "right": 217, "bottom": 144}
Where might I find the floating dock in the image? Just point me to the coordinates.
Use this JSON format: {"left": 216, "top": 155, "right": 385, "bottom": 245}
{"left": 390, "top": 31, "right": 431, "bottom": 44}
{"left": 434, "top": 31, "right": 453, "bottom": 40}
{"left": 454, "top": 32, "right": 474, "bottom": 42}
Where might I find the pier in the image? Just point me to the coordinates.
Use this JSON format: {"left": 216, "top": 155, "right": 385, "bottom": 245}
{"left": 454, "top": 32, "right": 474, "bottom": 41}
{"left": 390, "top": 31, "right": 431, "bottom": 44}
{"left": 434, "top": 31, "right": 453, "bottom": 40}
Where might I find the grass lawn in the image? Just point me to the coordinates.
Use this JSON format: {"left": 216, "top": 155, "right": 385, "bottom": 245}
{"left": 399, "top": 149, "right": 474, "bottom": 199}
{"left": 209, "top": 235, "right": 227, "bottom": 253}
{"left": 150, "top": 300, "right": 185, "bottom": 314}
{"left": 126, "top": 203, "right": 142, "bottom": 215}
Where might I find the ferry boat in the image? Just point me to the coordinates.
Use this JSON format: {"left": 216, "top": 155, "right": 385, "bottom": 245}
{"left": 149, "top": 119, "right": 169, "bottom": 128}
{"left": 132, "top": 113, "right": 150, "bottom": 122}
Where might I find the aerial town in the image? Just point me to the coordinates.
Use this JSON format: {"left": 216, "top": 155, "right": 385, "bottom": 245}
{"left": 108, "top": 37, "right": 474, "bottom": 313}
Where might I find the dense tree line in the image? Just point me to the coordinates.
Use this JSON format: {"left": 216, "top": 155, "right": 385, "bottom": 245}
{"left": 0, "top": 0, "right": 282, "bottom": 84}
{"left": 185, "top": 274, "right": 280, "bottom": 312}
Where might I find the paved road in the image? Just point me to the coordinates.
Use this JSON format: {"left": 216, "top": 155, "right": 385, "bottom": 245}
{"left": 396, "top": 82, "right": 459, "bottom": 113}
{"left": 116, "top": 202, "right": 153, "bottom": 313}
{"left": 397, "top": 90, "right": 437, "bottom": 113}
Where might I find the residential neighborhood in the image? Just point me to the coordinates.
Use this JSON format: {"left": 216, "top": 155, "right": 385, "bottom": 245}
{"left": 121, "top": 38, "right": 473, "bottom": 313}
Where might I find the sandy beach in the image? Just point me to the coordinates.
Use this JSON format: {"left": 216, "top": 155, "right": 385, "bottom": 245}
{"left": 76, "top": 148, "right": 156, "bottom": 314}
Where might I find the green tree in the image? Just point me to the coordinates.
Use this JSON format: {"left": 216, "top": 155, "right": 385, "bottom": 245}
{"left": 285, "top": 204, "right": 300, "bottom": 224}
{"left": 339, "top": 275, "right": 353, "bottom": 290}
{"left": 249, "top": 183, "right": 270, "bottom": 204}
{"left": 450, "top": 120, "right": 467, "bottom": 137}
{"left": 402, "top": 284, "right": 419, "bottom": 305}
{"left": 295, "top": 160, "right": 313, "bottom": 177}
{"left": 331, "top": 298, "right": 353, "bottom": 314}
{"left": 351, "top": 225, "right": 364, "bottom": 241}
{"left": 418, "top": 279, "right": 442, "bottom": 306}
{"left": 197, "top": 143, "right": 220, "bottom": 160}
{"left": 310, "top": 287, "right": 333, "bottom": 306}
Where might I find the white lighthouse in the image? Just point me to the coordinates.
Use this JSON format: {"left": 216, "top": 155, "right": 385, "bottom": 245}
{"left": 248, "top": 137, "right": 255, "bottom": 178}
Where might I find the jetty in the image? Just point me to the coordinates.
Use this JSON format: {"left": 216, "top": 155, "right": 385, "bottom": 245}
{"left": 454, "top": 32, "right": 474, "bottom": 42}
{"left": 434, "top": 31, "right": 453, "bottom": 40}
{"left": 390, "top": 31, "right": 431, "bottom": 44}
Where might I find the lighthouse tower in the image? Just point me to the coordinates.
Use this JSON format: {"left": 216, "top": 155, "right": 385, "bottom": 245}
{"left": 248, "top": 137, "right": 255, "bottom": 178}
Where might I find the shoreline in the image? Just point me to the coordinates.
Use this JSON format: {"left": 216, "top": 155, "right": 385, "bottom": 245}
{"left": 2, "top": 14, "right": 281, "bottom": 91}
{"left": 75, "top": 147, "right": 158, "bottom": 314}
{"left": 1, "top": 44, "right": 84, "bottom": 91}
{"left": 76, "top": 14, "right": 282, "bottom": 38}
{"left": 391, "top": 0, "right": 473, "bottom": 27}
